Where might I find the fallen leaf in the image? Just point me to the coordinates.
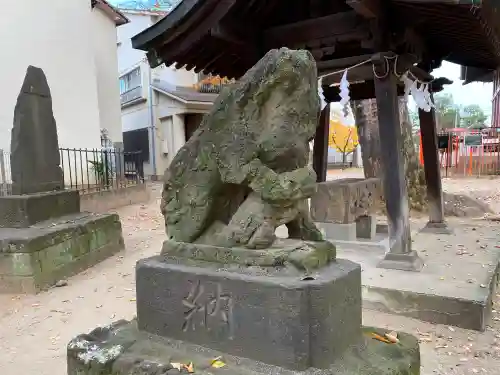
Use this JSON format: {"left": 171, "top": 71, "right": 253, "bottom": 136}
{"left": 129, "top": 298, "right": 136, "bottom": 302}
{"left": 183, "top": 362, "right": 194, "bottom": 373}
{"left": 448, "top": 326, "right": 455, "bottom": 332}
{"left": 211, "top": 356, "right": 226, "bottom": 369}
{"left": 170, "top": 363, "right": 182, "bottom": 371}
{"left": 370, "top": 333, "right": 393, "bottom": 344}
{"left": 385, "top": 331, "right": 399, "bottom": 344}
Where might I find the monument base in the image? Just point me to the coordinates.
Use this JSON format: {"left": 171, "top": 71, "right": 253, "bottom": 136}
{"left": 67, "top": 320, "right": 420, "bottom": 375}
{"left": 0, "top": 190, "right": 80, "bottom": 228}
{"left": 136, "top": 256, "right": 360, "bottom": 370}
{"left": 0, "top": 212, "right": 124, "bottom": 293}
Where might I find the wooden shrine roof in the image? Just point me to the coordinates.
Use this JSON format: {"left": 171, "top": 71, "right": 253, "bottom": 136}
{"left": 132, "top": 0, "right": 500, "bottom": 80}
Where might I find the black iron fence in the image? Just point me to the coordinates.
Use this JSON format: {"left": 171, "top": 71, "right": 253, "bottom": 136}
{"left": 0, "top": 148, "right": 145, "bottom": 196}
{"left": 60, "top": 148, "right": 145, "bottom": 194}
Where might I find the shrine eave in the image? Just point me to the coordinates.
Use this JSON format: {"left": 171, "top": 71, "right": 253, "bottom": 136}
{"left": 131, "top": 0, "right": 500, "bottom": 79}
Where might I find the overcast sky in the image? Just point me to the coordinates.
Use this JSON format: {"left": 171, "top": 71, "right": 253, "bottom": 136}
{"left": 410, "top": 61, "right": 493, "bottom": 120}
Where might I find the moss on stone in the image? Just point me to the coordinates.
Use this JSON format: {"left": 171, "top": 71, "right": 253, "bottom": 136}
{"left": 0, "top": 213, "right": 124, "bottom": 293}
{"left": 68, "top": 321, "right": 420, "bottom": 375}
{"left": 162, "top": 238, "right": 336, "bottom": 271}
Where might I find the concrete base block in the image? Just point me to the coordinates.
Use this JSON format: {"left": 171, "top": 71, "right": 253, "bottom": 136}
{"left": 356, "top": 215, "right": 377, "bottom": 239}
{"left": 136, "top": 256, "right": 362, "bottom": 371}
{"left": 67, "top": 320, "right": 421, "bottom": 375}
{"left": 378, "top": 251, "right": 424, "bottom": 272}
{"left": 316, "top": 221, "right": 357, "bottom": 241}
{"left": 376, "top": 223, "right": 389, "bottom": 234}
{"left": 0, "top": 190, "right": 80, "bottom": 228}
{"left": 420, "top": 221, "right": 454, "bottom": 235}
{"left": 338, "top": 219, "right": 500, "bottom": 330}
{"left": 0, "top": 213, "right": 124, "bottom": 293}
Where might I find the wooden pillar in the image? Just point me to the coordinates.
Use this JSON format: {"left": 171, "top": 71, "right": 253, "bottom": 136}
{"left": 373, "top": 55, "right": 423, "bottom": 271}
{"left": 419, "top": 101, "right": 452, "bottom": 234}
{"left": 312, "top": 103, "right": 330, "bottom": 182}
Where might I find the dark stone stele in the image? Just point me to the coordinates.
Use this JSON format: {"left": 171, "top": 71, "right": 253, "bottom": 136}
{"left": 10, "top": 65, "right": 64, "bottom": 195}
{"left": 67, "top": 49, "right": 420, "bottom": 374}
{"left": 0, "top": 66, "right": 125, "bottom": 293}
{"left": 0, "top": 65, "right": 78, "bottom": 229}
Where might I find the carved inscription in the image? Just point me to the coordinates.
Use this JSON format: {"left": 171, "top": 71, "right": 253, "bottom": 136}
{"left": 182, "top": 280, "right": 234, "bottom": 338}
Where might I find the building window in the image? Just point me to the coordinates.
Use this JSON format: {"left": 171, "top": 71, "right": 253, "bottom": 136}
{"left": 120, "top": 67, "right": 143, "bottom": 104}
{"left": 119, "top": 67, "right": 141, "bottom": 94}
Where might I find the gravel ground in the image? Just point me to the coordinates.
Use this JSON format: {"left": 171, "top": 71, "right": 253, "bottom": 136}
{"left": 1, "top": 181, "right": 500, "bottom": 374}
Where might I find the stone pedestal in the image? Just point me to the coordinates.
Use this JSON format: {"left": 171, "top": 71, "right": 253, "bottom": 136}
{"left": 420, "top": 221, "right": 453, "bottom": 235}
{"left": 356, "top": 215, "right": 377, "bottom": 239}
{"left": 0, "top": 212, "right": 124, "bottom": 293}
{"left": 136, "top": 256, "right": 360, "bottom": 371}
{"left": 0, "top": 191, "right": 124, "bottom": 293}
{"left": 68, "top": 249, "right": 421, "bottom": 375}
{"left": 317, "top": 221, "right": 357, "bottom": 241}
{"left": 311, "top": 179, "right": 382, "bottom": 244}
{"left": 378, "top": 251, "right": 424, "bottom": 272}
{"left": 0, "top": 190, "right": 80, "bottom": 228}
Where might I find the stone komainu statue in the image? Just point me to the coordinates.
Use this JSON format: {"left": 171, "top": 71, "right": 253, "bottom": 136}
{"left": 161, "top": 48, "right": 323, "bottom": 249}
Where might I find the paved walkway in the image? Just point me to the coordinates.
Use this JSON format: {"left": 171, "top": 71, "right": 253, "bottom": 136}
{"left": 1, "top": 184, "right": 500, "bottom": 374}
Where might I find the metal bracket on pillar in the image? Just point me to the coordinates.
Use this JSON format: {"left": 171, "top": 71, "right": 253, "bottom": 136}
{"left": 372, "top": 52, "right": 423, "bottom": 272}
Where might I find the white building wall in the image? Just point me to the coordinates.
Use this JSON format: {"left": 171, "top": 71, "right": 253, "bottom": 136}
{"left": 117, "top": 11, "right": 202, "bottom": 178}
{"left": 117, "top": 13, "right": 153, "bottom": 73}
{"left": 117, "top": 11, "right": 198, "bottom": 100}
{"left": 92, "top": 7, "right": 123, "bottom": 146}
{"left": 0, "top": 0, "right": 102, "bottom": 153}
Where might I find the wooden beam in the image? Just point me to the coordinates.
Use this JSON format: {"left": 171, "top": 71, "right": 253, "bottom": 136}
{"left": 322, "top": 77, "right": 452, "bottom": 102}
{"left": 319, "top": 51, "right": 448, "bottom": 86}
{"left": 157, "top": 0, "right": 236, "bottom": 64}
{"left": 312, "top": 104, "right": 330, "bottom": 183}
{"left": 373, "top": 55, "right": 422, "bottom": 271}
{"left": 317, "top": 54, "right": 373, "bottom": 72}
{"left": 210, "top": 24, "right": 245, "bottom": 46}
{"left": 264, "top": 11, "right": 365, "bottom": 46}
{"left": 321, "top": 65, "right": 374, "bottom": 86}
{"left": 209, "top": 23, "right": 260, "bottom": 63}
{"left": 419, "top": 96, "right": 449, "bottom": 231}
{"left": 346, "top": 0, "right": 381, "bottom": 19}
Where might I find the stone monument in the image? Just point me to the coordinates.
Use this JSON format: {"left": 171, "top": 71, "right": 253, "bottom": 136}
{"left": 68, "top": 49, "right": 419, "bottom": 374}
{"left": 0, "top": 66, "right": 124, "bottom": 293}
{"left": 311, "top": 178, "right": 382, "bottom": 241}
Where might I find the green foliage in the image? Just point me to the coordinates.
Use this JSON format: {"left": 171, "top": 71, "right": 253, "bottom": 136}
{"left": 433, "top": 93, "right": 488, "bottom": 130}
{"left": 434, "top": 93, "right": 459, "bottom": 130}
{"left": 89, "top": 159, "right": 112, "bottom": 186}
{"left": 461, "top": 104, "right": 488, "bottom": 128}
